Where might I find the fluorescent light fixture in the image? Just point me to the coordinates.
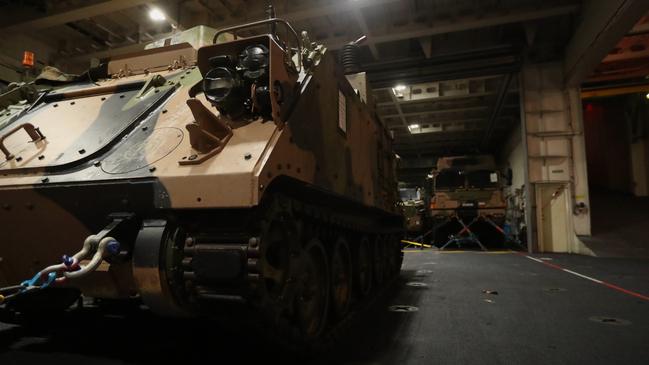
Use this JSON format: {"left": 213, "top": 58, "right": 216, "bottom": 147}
{"left": 149, "top": 7, "right": 167, "bottom": 22}
{"left": 392, "top": 84, "right": 406, "bottom": 97}
{"left": 408, "top": 124, "right": 420, "bottom": 133}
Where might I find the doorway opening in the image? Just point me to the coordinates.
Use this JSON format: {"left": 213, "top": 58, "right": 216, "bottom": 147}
{"left": 581, "top": 94, "right": 649, "bottom": 257}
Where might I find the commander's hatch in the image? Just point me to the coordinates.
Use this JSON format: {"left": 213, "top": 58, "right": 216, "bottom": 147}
{"left": 0, "top": 76, "right": 176, "bottom": 174}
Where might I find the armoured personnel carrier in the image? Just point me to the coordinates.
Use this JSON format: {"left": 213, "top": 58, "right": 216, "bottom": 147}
{"left": 0, "top": 14, "right": 403, "bottom": 347}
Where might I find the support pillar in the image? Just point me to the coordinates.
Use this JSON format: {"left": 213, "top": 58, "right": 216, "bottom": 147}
{"left": 520, "top": 62, "right": 593, "bottom": 254}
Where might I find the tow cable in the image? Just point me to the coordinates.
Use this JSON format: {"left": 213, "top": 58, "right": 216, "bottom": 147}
{"left": 0, "top": 235, "right": 121, "bottom": 305}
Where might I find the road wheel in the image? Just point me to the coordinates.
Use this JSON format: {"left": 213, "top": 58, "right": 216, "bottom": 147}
{"left": 373, "top": 236, "right": 386, "bottom": 286}
{"left": 330, "top": 237, "right": 352, "bottom": 319}
{"left": 354, "top": 236, "right": 373, "bottom": 298}
{"left": 294, "top": 238, "right": 329, "bottom": 340}
{"left": 385, "top": 235, "right": 403, "bottom": 277}
{"left": 260, "top": 217, "right": 294, "bottom": 301}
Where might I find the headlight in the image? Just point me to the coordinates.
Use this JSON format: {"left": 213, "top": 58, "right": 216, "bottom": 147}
{"left": 202, "top": 43, "right": 271, "bottom": 119}
{"left": 239, "top": 44, "right": 269, "bottom": 79}
{"left": 203, "top": 67, "right": 244, "bottom": 117}
{"left": 203, "top": 67, "right": 240, "bottom": 103}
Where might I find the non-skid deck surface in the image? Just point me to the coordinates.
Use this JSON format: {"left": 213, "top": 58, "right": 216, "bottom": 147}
{"left": 1, "top": 249, "right": 647, "bottom": 364}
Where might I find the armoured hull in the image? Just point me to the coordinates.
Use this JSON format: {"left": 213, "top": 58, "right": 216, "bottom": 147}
{"left": 0, "top": 19, "right": 403, "bottom": 347}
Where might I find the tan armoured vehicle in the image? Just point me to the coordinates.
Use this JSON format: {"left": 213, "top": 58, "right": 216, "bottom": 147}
{"left": 428, "top": 155, "right": 506, "bottom": 242}
{"left": 0, "top": 13, "right": 403, "bottom": 347}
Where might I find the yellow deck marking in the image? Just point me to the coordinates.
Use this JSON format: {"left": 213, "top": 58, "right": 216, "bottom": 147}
{"left": 437, "top": 250, "right": 514, "bottom": 254}
{"left": 402, "top": 249, "right": 515, "bottom": 254}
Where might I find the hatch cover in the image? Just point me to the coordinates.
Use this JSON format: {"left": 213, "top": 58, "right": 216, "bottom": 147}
{"left": 0, "top": 86, "right": 173, "bottom": 173}
{"left": 101, "top": 127, "right": 183, "bottom": 174}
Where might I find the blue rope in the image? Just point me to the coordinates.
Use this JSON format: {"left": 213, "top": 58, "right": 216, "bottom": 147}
{"left": 20, "top": 271, "right": 57, "bottom": 291}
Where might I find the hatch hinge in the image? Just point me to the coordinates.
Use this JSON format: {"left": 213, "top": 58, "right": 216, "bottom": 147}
{"left": 135, "top": 74, "right": 168, "bottom": 98}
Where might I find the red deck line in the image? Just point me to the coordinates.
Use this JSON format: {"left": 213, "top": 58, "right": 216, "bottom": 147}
{"left": 517, "top": 252, "right": 649, "bottom": 302}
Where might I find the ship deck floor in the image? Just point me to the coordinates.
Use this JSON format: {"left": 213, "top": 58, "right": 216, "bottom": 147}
{"left": 1, "top": 249, "right": 648, "bottom": 364}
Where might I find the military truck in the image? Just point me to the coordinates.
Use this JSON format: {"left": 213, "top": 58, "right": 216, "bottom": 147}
{"left": 398, "top": 185, "right": 425, "bottom": 236}
{"left": 428, "top": 155, "right": 506, "bottom": 244}
{"left": 0, "top": 12, "right": 403, "bottom": 348}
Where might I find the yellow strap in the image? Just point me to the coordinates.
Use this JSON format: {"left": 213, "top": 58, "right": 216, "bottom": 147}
{"left": 400, "top": 240, "right": 432, "bottom": 248}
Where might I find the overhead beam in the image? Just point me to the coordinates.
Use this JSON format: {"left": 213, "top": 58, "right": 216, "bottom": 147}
{"left": 389, "top": 118, "right": 489, "bottom": 129}
{"left": 374, "top": 74, "right": 504, "bottom": 92}
{"left": 419, "top": 37, "right": 433, "bottom": 59}
{"left": 394, "top": 125, "right": 510, "bottom": 141}
{"left": 282, "top": 0, "right": 399, "bottom": 23}
{"left": 353, "top": 9, "right": 379, "bottom": 59}
{"left": 581, "top": 84, "right": 649, "bottom": 99}
{"left": 215, "top": 0, "right": 237, "bottom": 17}
{"left": 196, "top": 0, "right": 225, "bottom": 22}
{"left": 602, "top": 48, "right": 649, "bottom": 63}
{"left": 377, "top": 91, "right": 497, "bottom": 107}
{"left": 65, "top": 2, "right": 572, "bottom": 66}
{"left": 368, "top": 54, "right": 520, "bottom": 88}
{"left": 395, "top": 145, "right": 484, "bottom": 155}
{"left": 381, "top": 105, "right": 490, "bottom": 119}
{"left": 398, "top": 157, "right": 438, "bottom": 169}
{"left": 481, "top": 73, "right": 513, "bottom": 149}
{"left": 396, "top": 142, "right": 484, "bottom": 149}
{"left": 628, "top": 20, "right": 649, "bottom": 35}
{"left": 68, "top": 0, "right": 400, "bottom": 63}
{"left": 326, "top": 4, "right": 580, "bottom": 50}
{"left": 389, "top": 117, "right": 515, "bottom": 132}
{"left": 394, "top": 133, "right": 486, "bottom": 144}
{"left": 585, "top": 66, "right": 649, "bottom": 83}
{"left": 563, "top": 0, "right": 649, "bottom": 87}
{"left": 0, "top": 0, "right": 153, "bottom": 33}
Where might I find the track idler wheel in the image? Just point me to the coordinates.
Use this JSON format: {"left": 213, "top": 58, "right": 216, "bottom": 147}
{"left": 330, "top": 237, "right": 352, "bottom": 319}
{"left": 259, "top": 215, "right": 297, "bottom": 301}
{"left": 353, "top": 236, "right": 373, "bottom": 298}
{"left": 294, "top": 238, "right": 330, "bottom": 340}
{"left": 132, "top": 221, "right": 188, "bottom": 317}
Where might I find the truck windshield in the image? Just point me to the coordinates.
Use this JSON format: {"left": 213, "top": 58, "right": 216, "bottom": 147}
{"left": 435, "top": 169, "right": 465, "bottom": 190}
{"left": 399, "top": 188, "right": 420, "bottom": 201}
{"left": 466, "top": 170, "right": 499, "bottom": 189}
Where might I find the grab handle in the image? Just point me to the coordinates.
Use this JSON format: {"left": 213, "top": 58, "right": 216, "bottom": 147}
{"left": 0, "top": 122, "right": 45, "bottom": 160}
{"left": 213, "top": 18, "right": 302, "bottom": 73}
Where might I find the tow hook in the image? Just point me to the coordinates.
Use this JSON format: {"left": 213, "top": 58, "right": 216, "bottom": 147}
{"left": 0, "top": 213, "right": 137, "bottom": 305}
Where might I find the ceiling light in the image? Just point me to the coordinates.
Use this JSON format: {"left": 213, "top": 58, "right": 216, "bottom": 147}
{"left": 392, "top": 84, "right": 406, "bottom": 97}
{"left": 408, "top": 123, "right": 420, "bottom": 132}
{"left": 646, "top": 92, "right": 649, "bottom": 99}
{"left": 149, "top": 7, "right": 167, "bottom": 22}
